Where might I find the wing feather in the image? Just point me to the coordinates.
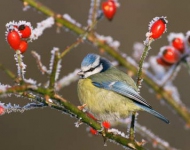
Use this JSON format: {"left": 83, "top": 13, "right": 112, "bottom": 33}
{"left": 92, "top": 81, "right": 152, "bottom": 108}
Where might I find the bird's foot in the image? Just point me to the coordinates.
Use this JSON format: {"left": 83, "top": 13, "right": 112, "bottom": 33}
{"left": 77, "top": 104, "right": 87, "bottom": 111}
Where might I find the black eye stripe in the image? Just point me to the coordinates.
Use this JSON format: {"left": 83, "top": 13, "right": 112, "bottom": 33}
{"left": 84, "top": 63, "right": 101, "bottom": 73}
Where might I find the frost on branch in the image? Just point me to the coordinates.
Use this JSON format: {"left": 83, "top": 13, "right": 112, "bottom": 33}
{"left": 30, "top": 17, "right": 55, "bottom": 41}
{"left": 87, "top": 0, "right": 101, "bottom": 25}
{"left": 56, "top": 69, "right": 80, "bottom": 91}
{"left": 95, "top": 33, "right": 120, "bottom": 49}
{"left": 31, "top": 51, "right": 48, "bottom": 75}
{"left": 14, "top": 51, "right": 26, "bottom": 79}
{"left": 0, "top": 102, "right": 45, "bottom": 115}
{"left": 135, "top": 123, "right": 177, "bottom": 150}
{"left": 49, "top": 47, "right": 62, "bottom": 81}
{"left": 63, "top": 14, "right": 82, "bottom": 29}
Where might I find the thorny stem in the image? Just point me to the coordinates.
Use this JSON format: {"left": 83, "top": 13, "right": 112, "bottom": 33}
{"left": 60, "top": 20, "right": 98, "bottom": 59}
{"left": 60, "top": 39, "right": 83, "bottom": 58}
{"left": 129, "top": 112, "right": 136, "bottom": 141}
{"left": 0, "top": 63, "right": 16, "bottom": 80}
{"left": 0, "top": 84, "right": 145, "bottom": 150}
{"left": 90, "top": 0, "right": 98, "bottom": 32}
{"left": 31, "top": 51, "right": 49, "bottom": 75}
{"left": 119, "top": 121, "right": 178, "bottom": 150}
{"left": 161, "top": 58, "right": 182, "bottom": 86}
{"left": 129, "top": 40, "right": 152, "bottom": 140}
{"left": 136, "top": 40, "right": 152, "bottom": 89}
{"left": 16, "top": 50, "right": 25, "bottom": 80}
{"left": 135, "top": 123, "right": 177, "bottom": 150}
{"left": 49, "top": 50, "right": 60, "bottom": 90}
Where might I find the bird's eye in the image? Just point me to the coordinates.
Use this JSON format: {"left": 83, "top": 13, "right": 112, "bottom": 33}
{"left": 88, "top": 67, "right": 95, "bottom": 72}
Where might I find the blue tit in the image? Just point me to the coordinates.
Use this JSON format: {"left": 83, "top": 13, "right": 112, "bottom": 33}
{"left": 77, "top": 53, "right": 169, "bottom": 124}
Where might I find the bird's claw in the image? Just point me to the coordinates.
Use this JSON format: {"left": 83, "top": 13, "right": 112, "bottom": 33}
{"left": 77, "top": 104, "right": 87, "bottom": 111}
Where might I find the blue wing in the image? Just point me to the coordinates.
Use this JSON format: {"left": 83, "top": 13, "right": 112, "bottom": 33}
{"left": 92, "top": 81, "right": 151, "bottom": 108}
{"left": 92, "top": 81, "right": 169, "bottom": 124}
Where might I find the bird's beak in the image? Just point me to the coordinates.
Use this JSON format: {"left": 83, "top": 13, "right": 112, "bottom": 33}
{"left": 77, "top": 70, "right": 84, "bottom": 76}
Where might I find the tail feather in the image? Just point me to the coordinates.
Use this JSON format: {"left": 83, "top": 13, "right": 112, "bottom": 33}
{"left": 137, "top": 104, "right": 170, "bottom": 124}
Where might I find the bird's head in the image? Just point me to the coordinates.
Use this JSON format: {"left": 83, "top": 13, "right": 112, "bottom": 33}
{"left": 78, "top": 53, "right": 112, "bottom": 78}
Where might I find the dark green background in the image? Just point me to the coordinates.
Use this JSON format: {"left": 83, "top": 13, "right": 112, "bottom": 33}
{"left": 0, "top": 0, "right": 189, "bottom": 150}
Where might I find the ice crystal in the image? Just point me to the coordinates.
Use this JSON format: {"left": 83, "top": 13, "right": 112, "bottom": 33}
{"left": 30, "top": 17, "right": 55, "bottom": 41}
{"left": 56, "top": 69, "right": 80, "bottom": 91}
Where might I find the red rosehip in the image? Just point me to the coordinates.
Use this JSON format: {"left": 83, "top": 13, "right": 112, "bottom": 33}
{"left": 172, "top": 38, "right": 184, "bottom": 53}
{"left": 0, "top": 105, "right": 5, "bottom": 115}
{"left": 102, "top": 0, "right": 117, "bottom": 21}
{"left": 161, "top": 46, "right": 181, "bottom": 64}
{"left": 149, "top": 17, "right": 167, "bottom": 39}
{"left": 18, "top": 40, "right": 28, "bottom": 53}
{"left": 18, "top": 24, "right": 31, "bottom": 38}
{"left": 7, "top": 30, "right": 21, "bottom": 50}
{"left": 156, "top": 56, "right": 172, "bottom": 67}
{"left": 90, "top": 128, "right": 98, "bottom": 135}
{"left": 102, "top": 121, "right": 111, "bottom": 129}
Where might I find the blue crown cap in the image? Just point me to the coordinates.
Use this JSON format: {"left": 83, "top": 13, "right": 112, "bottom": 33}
{"left": 81, "top": 53, "right": 99, "bottom": 67}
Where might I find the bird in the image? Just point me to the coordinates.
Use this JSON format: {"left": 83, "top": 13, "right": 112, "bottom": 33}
{"left": 77, "top": 53, "right": 169, "bottom": 124}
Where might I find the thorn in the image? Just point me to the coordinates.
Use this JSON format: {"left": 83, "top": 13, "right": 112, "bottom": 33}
{"left": 74, "top": 118, "right": 83, "bottom": 128}
{"left": 102, "top": 131, "right": 108, "bottom": 146}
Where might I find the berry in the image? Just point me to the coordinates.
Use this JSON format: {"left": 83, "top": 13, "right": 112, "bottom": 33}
{"left": 102, "top": 121, "right": 111, "bottom": 129}
{"left": 172, "top": 38, "right": 184, "bottom": 53}
{"left": 7, "top": 30, "right": 21, "bottom": 50}
{"left": 149, "top": 17, "right": 167, "bottom": 39}
{"left": 156, "top": 56, "right": 172, "bottom": 67}
{"left": 0, "top": 105, "right": 5, "bottom": 115}
{"left": 161, "top": 46, "right": 181, "bottom": 64}
{"left": 90, "top": 128, "right": 98, "bottom": 135}
{"left": 102, "top": 0, "right": 117, "bottom": 21}
{"left": 18, "top": 24, "right": 31, "bottom": 38}
{"left": 18, "top": 40, "right": 28, "bottom": 53}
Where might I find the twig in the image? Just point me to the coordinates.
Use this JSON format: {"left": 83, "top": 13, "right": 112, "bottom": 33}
{"left": 31, "top": 51, "right": 49, "bottom": 75}
{"left": 1, "top": 102, "right": 46, "bottom": 115}
{"left": 15, "top": 50, "right": 26, "bottom": 80}
{"left": 0, "top": 63, "right": 16, "bottom": 80}
{"left": 119, "top": 119, "right": 178, "bottom": 150}
{"left": 60, "top": 19, "right": 98, "bottom": 59}
{"left": 49, "top": 49, "right": 61, "bottom": 90}
{"left": 129, "top": 39, "right": 153, "bottom": 140}
{"left": 135, "top": 123, "right": 178, "bottom": 150}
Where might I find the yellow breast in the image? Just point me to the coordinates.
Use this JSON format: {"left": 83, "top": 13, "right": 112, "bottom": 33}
{"left": 77, "top": 78, "right": 141, "bottom": 121}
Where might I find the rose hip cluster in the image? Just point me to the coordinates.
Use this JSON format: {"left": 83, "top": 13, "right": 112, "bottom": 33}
{"left": 5, "top": 21, "right": 32, "bottom": 53}
{"left": 156, "top": 33, "right": 188, "bottom": 67}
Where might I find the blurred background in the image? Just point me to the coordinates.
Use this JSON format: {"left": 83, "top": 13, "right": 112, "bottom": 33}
{"left": 0, "top": 0, "right": 189, "bottom": 150}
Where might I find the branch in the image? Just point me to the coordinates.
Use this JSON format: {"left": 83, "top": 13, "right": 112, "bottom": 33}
{"left": 49, "top": 49, "right": 61, "bottom": 90}
{"left": 31, "top": 51, "right": 49, "bottom": 75}
{"left": 0, "top": 83, "right": 145, "bottom": 150}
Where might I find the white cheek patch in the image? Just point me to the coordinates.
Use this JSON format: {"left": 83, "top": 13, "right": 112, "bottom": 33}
{"left": 83, "top": 64, "right": 103, "bottom": 78}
